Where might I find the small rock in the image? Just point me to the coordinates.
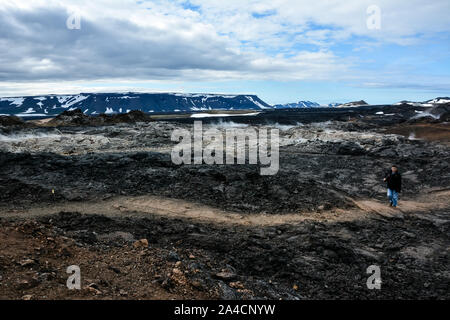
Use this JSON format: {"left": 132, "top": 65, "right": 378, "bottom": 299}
{"left": 214, "top": 271, "right": 237, "bottom": 281}
{"left": 119, "top": 289, "right": 128, "bottom": 296}
{"left": 172, "top": 268, "right": 182, "bottom": 275}
{"left": 86, "top": 283, "right": 102, "bottom": 295}
{"left": 217, "top": 281, "right": 239, "bottom": 300}
{"left": 108, "top": 266, "right": 121, "bottom": 274}
{"left": 286, "top": 236, "right": 300, "bottom": 242}
{"left": 323, "top": 249, "right": 338, "bottom": 259}
{"left": 19, "top": 259, "right": 35, "bottom": 267}
{"left": 191, "top": 280, "right": 204, "bottom": 290}
{"left": 133, "top": 239, "right": 149, "bottom": 249}
{"left": 16, "top": 278, "right": 39, "bottom": 290}
{"left": 229, "top": 281, "right": 245, "bottom": 289}
{"left": 167, "top": 251, "right": 180, "bottom": 262}
{"left": 86, "top": 286, "right": 102, "bottom": 295}
{"left": 22, "top": 295, "right": 33, "bottom": 300}
{"left": 354, "top": 248, "right": 382, "bottom": 261}
{"left": 37, "top": 273, "right": 51, "bottom": 282}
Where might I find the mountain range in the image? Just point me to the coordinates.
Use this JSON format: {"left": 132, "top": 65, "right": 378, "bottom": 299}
{"left": 273, "top": 101, "right": 321, "bottom": 108}
{"left": 1, "top": 92, "right": 449, "bottom": 118}
{"left": 0, "top": 92, "right": 272, "bottom": 117}
{"left": 273, "top": 101, "right": 349, "bottom": 108}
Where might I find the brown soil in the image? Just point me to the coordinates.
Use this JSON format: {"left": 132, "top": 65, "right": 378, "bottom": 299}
{"left": 0, "top": 219, "right": 213, "bottom": 300}
{"left": 1, "top": 190, "right": 449, "bottom": 300}
{"left": 384, "top": 123, "right": 450, "bottom": 144}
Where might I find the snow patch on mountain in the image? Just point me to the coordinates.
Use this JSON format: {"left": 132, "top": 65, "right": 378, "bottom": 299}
{"left": 0, "top": 97, "right": 25, "bottom": 107}
{"left": 427, "top": 97, "right": 450, "bottom": 104}
{"left": 60, "top": 95, "right": 89, "bottom": 109}
{"left": 246, "top": 96, "right": 271, "bottom": 109}
{"left": 23, "top": 108, "right": 35, "bottom": 114}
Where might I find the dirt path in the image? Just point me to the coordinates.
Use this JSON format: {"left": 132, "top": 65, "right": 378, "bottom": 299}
{"left": 3, "top": 189, "right": 449, "bottom": 226}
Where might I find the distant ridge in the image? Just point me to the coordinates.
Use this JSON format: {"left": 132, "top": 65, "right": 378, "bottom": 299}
{"left": 336, "top": 100, "right": 369, "bottom": 108}
{"left": 273, "top": 101, "right": 345, "bottom": 108}
{"left": 0, "top": 92, "right": 273, "bottom": 117}
{"left": 273, "top": 101, "right": 321, "bottom": 109}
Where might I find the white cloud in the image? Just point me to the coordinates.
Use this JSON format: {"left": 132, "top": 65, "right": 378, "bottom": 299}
{"left": 185, "top": 0, "right": 450, "bottom": 45}
{"left": 0, "top": 0, "right": 449, "bottom": 95}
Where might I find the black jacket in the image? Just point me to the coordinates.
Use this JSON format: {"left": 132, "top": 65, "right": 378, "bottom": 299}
{"left": 385, "top": 171, "right": 402, "bottom": 192}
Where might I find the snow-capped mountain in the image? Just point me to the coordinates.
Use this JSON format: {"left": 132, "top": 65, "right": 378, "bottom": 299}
{"left": 336, "top": 100, "right": 369, "bottom": 108}
{"left": 394, "top": 97, "right": 450, "bottom": 107}
{"left": 0, "top": 92, "right": 273, "bottom": 117}
{"left": 273, "top": 101, "right": 343, "bottom": 108}
{"left": 423, "top": 97, "right": 450, "bottom": 105}
{"left": 273, "top": 101, "right": 321, "bottom": 109}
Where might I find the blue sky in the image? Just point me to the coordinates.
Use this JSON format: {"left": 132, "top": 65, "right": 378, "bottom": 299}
{"left": 0, "top": 0, "right": 449, "bottom": 105}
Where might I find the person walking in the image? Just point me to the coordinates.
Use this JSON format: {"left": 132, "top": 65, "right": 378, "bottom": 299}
{"left": 383, "top": 165, "right": 402, "bottom": 208}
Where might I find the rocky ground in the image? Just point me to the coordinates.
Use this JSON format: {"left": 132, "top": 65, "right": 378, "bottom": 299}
{"left": 0, "top": 105, "right": 449, "bottom": 300}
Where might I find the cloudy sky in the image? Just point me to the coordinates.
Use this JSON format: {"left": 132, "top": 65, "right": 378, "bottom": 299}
{"left": 0, "top": 0, "right": 449, "bottom": 104}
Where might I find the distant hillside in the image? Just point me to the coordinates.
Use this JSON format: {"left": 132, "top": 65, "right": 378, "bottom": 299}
{"left": 273, "top": 101, "right": 345, "bottom": 108}
{"left": 336, "top": 100, "right": 369, "bottom": 108}
{"left": 273, "top": 101, "right": 321, "bottom": 109}
{"left": 0, "top": 92, "right": 273, "bottom": 117}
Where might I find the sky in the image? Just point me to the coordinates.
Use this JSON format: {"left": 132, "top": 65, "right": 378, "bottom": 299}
{"left": 0, "top": 0, "right": 449, "bottom": 105}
